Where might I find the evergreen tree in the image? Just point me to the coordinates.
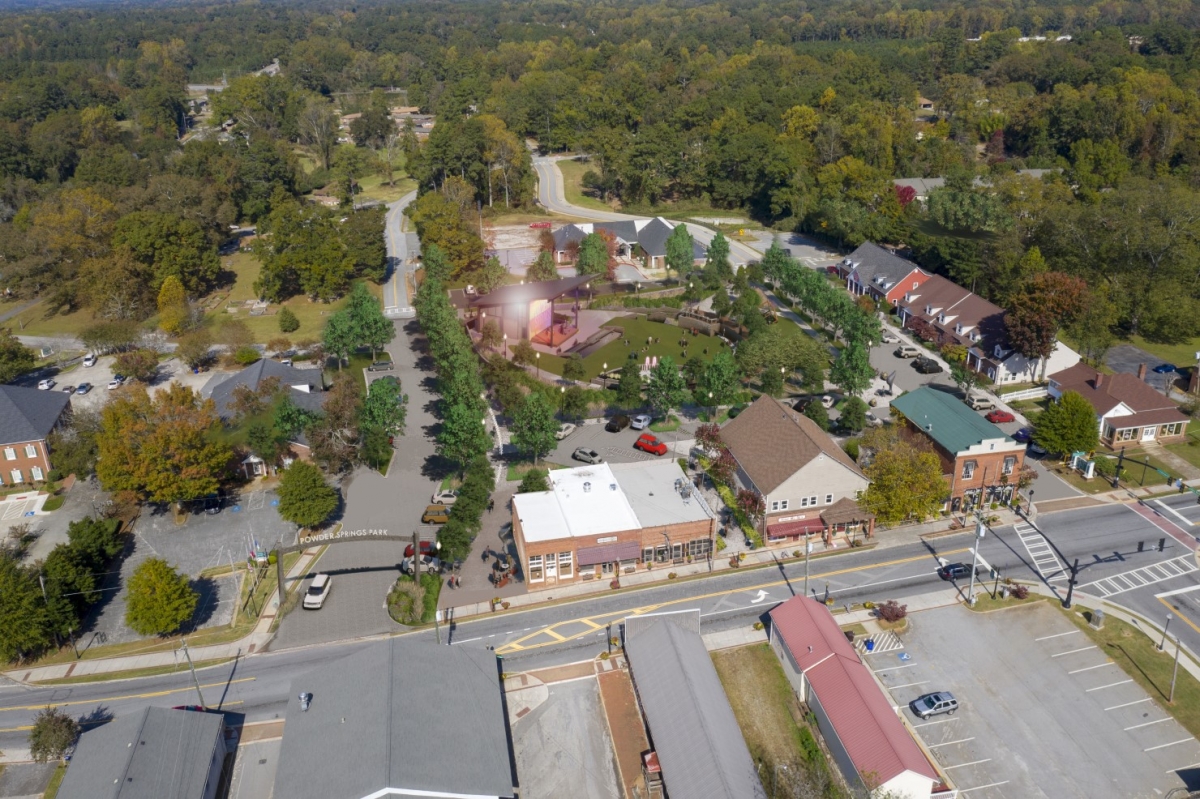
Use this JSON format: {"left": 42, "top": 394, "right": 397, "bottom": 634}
{"left": 646, "top": 355, "right": 688, "bottom": 418}
{"left": 511, "top": 392, "right": 558, "bottom": 464}
{"left": 277, "top": 460, "right": 340, "bottom": 528}
{"left": 664, "top": 224, "right": 695, "bottom": 283}
{"left": 156, "top": 275, "right": 188, "bottom": 335}
{"left": 1033, "top": 391, "right": 1099, "bottom": 457}
{"left": 124, "top": 558, "right": 198, "bottom": 637}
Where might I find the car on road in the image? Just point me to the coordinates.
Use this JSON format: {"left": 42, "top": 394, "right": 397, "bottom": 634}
{"left": 985, "top": 409, "right": 1015, "bottom": 424}
{"left": 404, "top": 541, "right": 438, "bottom": 558}
{"left": 912, "top": 356, "right": 943, "bottom": 374}
{"left": 1013, "top": 427, "right": 1033, "bottom": 443}
{"left": 572, "top": 447, "right": 603, "bottom": 464}
{"left": 302, "top": 574, "right": 331, "bottom": 609}
{"left": 938, "top": 562, "right": 978, "bottom": 581}
{"left": 909, "top": 691, "right": 959, "bottom": 719}
{"left": 82, "top": 353, "right": 97, "bottom": 367}
{"left": 864, "top": 412, "right": 883, "bottom": 427}
{"left": 107, "top": 375, "right": 125, "bottom": 390}
{"left": 634, "top": 433, "right": 668, "bottom": 456}
{"left": 1153, "top": 362, "right": 1179, "bottom": 374}
{"left": 606, "top": 415, "right": 631, "bottom": 432}
{"left": 368, "top": 360, "right": 394, "bottom": 372}
{"left": 555, "top": 423, "right": 577, "bottom": 440}
{"left": 431, "top": 489, "right": 458, "bottom": 505}
{"left": 75, "top": 383, "right": 91, "bottom": 395}
{"left": 880, "top": 332, "right": 899, "bottom": 344}
{"left": 895, "top": 345, "right": 921, "bottom": 358}
{"left": 631, "top": 414, "right": 652, "bottom": 430}
{"left": 37, "top": 378, "right": 55, "bottom": 390}
{"left": 421, "top": 504, "right": 451, "bottom": 524}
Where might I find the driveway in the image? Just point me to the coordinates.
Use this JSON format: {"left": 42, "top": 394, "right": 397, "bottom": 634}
{"left": 1105, "top": 345, "right": 1176, "bottom": 394}
{"left": 869, "top": 602, "right": 1199, "bottom": 797}
{"left": 547, "top": 419, "right": 696, "bottom": 468}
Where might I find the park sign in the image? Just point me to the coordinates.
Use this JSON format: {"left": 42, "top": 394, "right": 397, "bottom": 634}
{"left": 298, "top": 527, "right": 396, "bottom": 545}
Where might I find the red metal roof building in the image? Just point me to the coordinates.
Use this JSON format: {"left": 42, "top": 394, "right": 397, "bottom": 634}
{"left": 768, "top": 597, "right": 941, "bottom": 799}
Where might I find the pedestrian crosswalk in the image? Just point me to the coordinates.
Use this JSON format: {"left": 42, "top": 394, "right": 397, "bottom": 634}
{"left": 1079, "top": 555, "right": 1199, "bottom": 598}
{"left": 1015, "top": 523, "right": 1069, "bottom": 583}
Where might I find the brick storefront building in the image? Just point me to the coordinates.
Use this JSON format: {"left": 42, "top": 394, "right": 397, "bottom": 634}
{"left": 511, "top": 461, "right": 717, "bottom": 589}
{"left": 0, "top": 385, "right": 71, "bottom": 487}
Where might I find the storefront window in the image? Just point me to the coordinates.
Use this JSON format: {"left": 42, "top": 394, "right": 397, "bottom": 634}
{"left": 528, "top": 555, "right": 544, "bottom": 582}
{"left": 558, "top": 552, "right": 573, "bottom": 578}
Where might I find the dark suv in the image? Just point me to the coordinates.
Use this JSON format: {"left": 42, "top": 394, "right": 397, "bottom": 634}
{"left": 938, "top": 562, "right": 977, "bottom": 581}
{"left": 606, "top": 415, "right": 631, "bottom": 432}
{"left": 913, "top": 356, "right": 943, "bottom": 374}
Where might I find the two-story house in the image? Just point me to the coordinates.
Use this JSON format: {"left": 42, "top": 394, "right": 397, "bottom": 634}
{"left": 891, "top": 386, "right": 1026, "bottom": 513}
{"left": 896, "top": 274, "right": 1079, "bottom": 384}
{"left": 1047, "top": 362, "right": 1190, "bottom": 449}
{"left": 721, "top": 396, "right": 874, "bottom": 545}
{"left": 838, "top": 242, "right": 933, "bottom": 307}
{"left": 0, "top": 384, "right": 71, "bottom": 486}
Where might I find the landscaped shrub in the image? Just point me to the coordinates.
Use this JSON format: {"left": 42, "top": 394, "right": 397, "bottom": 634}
{"left": 1010, "top": 584, "right": 1030, "bottom": 599}
{"left": 876, "top": 600, "right": 908, "bottom": 622}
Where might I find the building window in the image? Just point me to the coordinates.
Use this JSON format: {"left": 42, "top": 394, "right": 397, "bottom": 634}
{"left": 962, "top": 460, "right": 977, "bottom": 479}
{"left": 558, "top": 552, "right": 573, "bottom": 578}
{"left": 809, "top": 495, "right": 818, "bottom": 507}
{"left": 825, "top": 494, "right": 834, "bottom": 505}
{"left": 24, "top": 445, "right": 37, "bottom": 459}
{"left": 1116, "top": 428, "right": 1138, "bottom": 442}
{"left": 9, "top": 470, "right": 21, "bottom": 484}
{"left": 642, "top": 548, "right": 653, "bottom": 563}
{"left": 799, "top": 497, "right": 808, "bottom": 508}
{"left": 2, "top": 448, "right": 14, "bottom": 461}
{"left": 31, "top": 466, "right": 43, "bottom": 482}
{"left": 1003, "top": 457, "right": 1015, "bottom": 475}
{"left": 1161, "top": 423, "right": 1182, "bottom": 437}
{"left": 771, "top": 499, "right": 789, "bottom": 511}
{"left": 687, "top": 539, "right": 713, "bottom": 557}
{"left": 528, "top": 555, "right": 544, "bottom": 582}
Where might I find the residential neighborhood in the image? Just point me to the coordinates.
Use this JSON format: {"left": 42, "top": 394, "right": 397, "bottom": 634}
{"left": 3, "top": 4, "right": 1200, "bottom": 799}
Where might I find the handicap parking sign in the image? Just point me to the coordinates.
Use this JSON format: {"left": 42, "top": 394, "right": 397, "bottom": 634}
{"left": 23, "top": 511, "right": 35, "bottom": 517}
{"left": 231, "top": 505, "right": 242, "bottom": 513}
{"left": 898, "top": 652, "right": 911, "bottom": 661}
{"left": 270, "top": 499, "right": 279, "bottom": 506}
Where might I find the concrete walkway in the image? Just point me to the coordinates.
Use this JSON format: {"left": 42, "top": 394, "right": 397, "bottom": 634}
{"left": 1148, "top": 443, "right": 1200, "bottom": 481}
{"left": 5, "top": 547, "right": 325, "bottom": 684}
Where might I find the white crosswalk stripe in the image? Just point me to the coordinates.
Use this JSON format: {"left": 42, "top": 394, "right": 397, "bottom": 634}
{"left": 1014, "top": 522, "right": 1069, "bottom": 582}
{"left": 858, "top": 630, "right": 904, "bottom": 654}
{"left": 1079, "top": 555, "right": 1199, "bottom": 597}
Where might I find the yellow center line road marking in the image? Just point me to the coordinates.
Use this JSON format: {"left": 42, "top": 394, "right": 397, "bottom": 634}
{"left": 0, "top": 700, "right": 247, "bottom": 734}
{"left": 495, "top": 549, "right": 965, "bottom": 654}
{"left": 0, "top": 677, "right": 256, "bottom": 713}
{"left": 1159, "top": 596, "right": 1200, "bottom": 638}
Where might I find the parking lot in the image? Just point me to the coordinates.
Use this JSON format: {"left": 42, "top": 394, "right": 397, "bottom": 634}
{"left": 546, "top": 420, "right": 695, "bottom": 467}
{"left": 868, "top": 602, "right": 1199, "bottom": 797}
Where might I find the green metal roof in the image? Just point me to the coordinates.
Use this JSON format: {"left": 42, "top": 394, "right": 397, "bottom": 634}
{"left": 891, "top": 387, "right": 1013, "bottom": 454}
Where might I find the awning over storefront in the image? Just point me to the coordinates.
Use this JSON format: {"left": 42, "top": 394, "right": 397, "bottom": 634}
{"left": 577, "top": 540, "right": 641, "bottom": 566}
{"left": 767, "top": 518, "right": 826, "bottom": 538}
{"left": 820, "top": 497, "right": 874, "bottom": 527}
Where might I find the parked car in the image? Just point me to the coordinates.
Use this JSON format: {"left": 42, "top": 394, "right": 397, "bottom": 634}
{"left": 401, "top": 555, "right": 442, "bottom": 575}
{"left": 864, "top": 412, "right": 883, "bottom": 427}
{"left": 820, "top": 395, "right": 836, "bottom": 409}
{"left": 880, "top": 332, "right": 899, "bottom": 344}
{"left": 910, "top": 691, "right": 959, "bottom": 719}
{"left": 431, "top": 489, "right": 458, "bottom": 506}
{"left": 75, "top": 383, "right": 91, "bottom": 395}
{"left": 1029, "top": 442, "right": 1047, "bottom": 455}
{"left": 82, "top": 353, "right": 97, "bottom": 367}
{"left": 404, "top": 541, "right": 438, "bottom": 558}
{"left": 37, "top": 378, "right": 55, "bottom": 390}
{"left": 1153, "top": 362, "right": 1179, "bottom": 374}
{"left": 938, "top": 562, "right": 977, "bottom": 581}
{"left": 985, "top": 409, "right": 1015, "bottom": 424}
{"left": 634, "top": 433, "right": 668, "bottom": 456}
{"left": 894, "top": 345, "right": 921, "bottom": 358}
{"left": 606, "top": 415, "right": 631, "bottom": 432}
{"left": 727, "top": 404, "right": 746, "bottom": 418}
{"left": 631, "top": 414, "right": 652, "bottom": 430}
{"left": 302, "top": 573, "right": 332, "bottom": 609}
{"left": 203, "top": 495, "right": 221, "bottom": 515}
{"left": 966, "top": 393, "right": 995, "bottom": 411}
{"left": 107, "top": 375, "right": 125, "bottom": 390}
{"left": 368, "top": 360, "right": 394, "bottom": 372}
{"left": 1013, "top": 427, "right": 1033, "bottom": 443}
{"left": 793, "top": 397, "right": 815, "bottom": 412}
{"left": 572, "top": 447, "right": 603, "bottom": 464}
{"left": 60, "top": 385, "right": 75, "bottom": 394}
{"left": 555, "top": 423, "right": 577, "bottom": 440}
{"left": 913, "top": 357, "right": 943, "bottom": 374}
{"left": 421, "top": 504, "right": 451, "bottom": 524}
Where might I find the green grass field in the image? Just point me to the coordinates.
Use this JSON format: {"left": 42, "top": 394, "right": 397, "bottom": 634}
{"left": 555, "top": 158, "right": 615, "bottom": 213}
{"left": 532, "top": 316, "right": 727, "bottom": 379}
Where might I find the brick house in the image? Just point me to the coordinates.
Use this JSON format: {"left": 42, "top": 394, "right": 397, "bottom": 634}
{"left": 891, "top": 387, "right": 1026, "bottom": 513}
{"left": 837, "top": 242, "right": 933, "bottom": 307}
{"left": 551, "top": 218, "right": 706, "bottom": 271}
{"left": 511, "top": 461, "right": 717, "bottom": 589}
{"left": 0, "top": 384, "right": 71, "bottom": 486}
{"left": 1047, "top": 362, "right": 1190, "bottom": 449}
{"left": 720, "top": 396, "right": 874, "bottom": 544}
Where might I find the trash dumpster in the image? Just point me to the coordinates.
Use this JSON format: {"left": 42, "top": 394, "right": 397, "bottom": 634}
{"left": 865, "top": 639, "right": 875, "bottom": 652}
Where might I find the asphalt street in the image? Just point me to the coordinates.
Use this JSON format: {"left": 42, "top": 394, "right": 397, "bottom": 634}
{"left": 383, "top": 190, "right": 418, "bottom": 317}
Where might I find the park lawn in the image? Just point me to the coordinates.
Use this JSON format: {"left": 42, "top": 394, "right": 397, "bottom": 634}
{"left": 356, "top": 174, "right": 418, "bottom": 204}
{"left": 555, "top": 158, "right": 615, "bottom": 213}
{"left": 1165, "top": 430, "right": 1200, "bottom": 471}
{"left": 1124, "top": 334, "right": 1200, "bottom": 370}
{"left": 10, "top": 302, "right": 108, "bottom": 340}
{"left": 535, "top": 317, "right": 726, "bottom": 380}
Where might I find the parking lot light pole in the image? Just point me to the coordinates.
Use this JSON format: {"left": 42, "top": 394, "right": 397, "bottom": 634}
{"left": 434, "top": 541, "right": 442, "bottom": 644}
{"left": 968, "top": 515, "right": 985, "bottom": 606}
{"left": 1161, "top": 614, "right": 1173, "bottom": 651}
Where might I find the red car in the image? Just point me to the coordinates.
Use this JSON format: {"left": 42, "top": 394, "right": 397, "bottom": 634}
{"left": 529, "top": 221, "right": 552, "bottom": 229}
{"left": 404, "top": 541, "right": 438, "bottom": 558}
{"left": 634, "top": 433, "right": 668, "bottom": 456}
{"left": 985, "top": 409, "right": 1015, "bottom": 424}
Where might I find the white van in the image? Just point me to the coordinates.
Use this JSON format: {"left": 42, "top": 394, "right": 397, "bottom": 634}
{"left": 303, "top": 574, "right": 331, "bottom": 609}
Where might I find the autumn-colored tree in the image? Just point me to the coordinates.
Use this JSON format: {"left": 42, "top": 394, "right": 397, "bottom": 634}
{"left": 95, "top": 383, "right": 231, "bottom": 506}
{"left": 695, "top": 422, "right": 723, "bottom": 452}
{"left": 1005, "top": 272, "right": 1088, "bottom": 379}
{"left": 708, "top": 447, "right": 737, "bottom": 486}
{"left": 156, "top": 275, "right": 189, "bottom": 335}
{"left": 736, "top": 489, "right": 765, "bottom": 521}
{"left": 114, "top": 349, "right": 161, "bottom": 383}
{"left": 859, "top": 426, "right": 947, "bottom": 525}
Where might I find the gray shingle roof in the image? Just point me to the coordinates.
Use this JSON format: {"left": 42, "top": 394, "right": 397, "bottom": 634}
{"left": 843, "top": 242, "right": 925, "bottom": 290}
{"left": 624, "top": 619, "right": 766, "bottom": 799}
{"left": 274, "top": 639, "right": 515, "bottom": 799}
{"left": 634, "top": 217, "right": 676, "bottom": 258}
{"left": 57, "top": 707, "right": 224, "bottom": 799}
{"left": 0, "top": 384, "right": 70, "bottom": 446}
{"left": 596, "top": 219, "right": 639, "bottom": 243}
{"left": 206, "top": 359, "right": 323, "bottom": 421}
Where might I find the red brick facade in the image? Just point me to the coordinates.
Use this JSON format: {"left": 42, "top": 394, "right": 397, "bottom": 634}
{"left": 0, "top": 439, "right": 53, "bottom": 486}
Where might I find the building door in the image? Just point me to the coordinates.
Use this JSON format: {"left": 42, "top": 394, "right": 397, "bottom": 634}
{"left": 1142, "top": 426, "right": 1156, "bottom": 441}
{"left": 601, "top": 562, "right": 614, "bottom": 577}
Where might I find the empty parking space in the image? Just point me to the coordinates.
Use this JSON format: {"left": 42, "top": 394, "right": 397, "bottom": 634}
{"left": 867, "top": 602, "right": 1197, "bottom": 797}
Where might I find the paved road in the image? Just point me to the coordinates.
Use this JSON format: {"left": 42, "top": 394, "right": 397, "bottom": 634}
{"left": 383, "top": 190, "right": 419, "bottom": 317}
{"left": 533, "top": 155, "right": 763, "bottom": 267}
{"left": 0, "top": 502, "right": 1193, "bottom": 752}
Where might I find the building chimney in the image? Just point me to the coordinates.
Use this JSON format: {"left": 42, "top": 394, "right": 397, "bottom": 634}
{"left": 1137, "top": 363, "right": 1147, "bottom": 381}
{"left": 1094, "top": 373, "right": 1103, "bottom": 388}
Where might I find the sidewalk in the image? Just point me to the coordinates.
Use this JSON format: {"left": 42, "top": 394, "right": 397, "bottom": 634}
{"left": 4, "top": 547, "right": 325, "bottom": 684}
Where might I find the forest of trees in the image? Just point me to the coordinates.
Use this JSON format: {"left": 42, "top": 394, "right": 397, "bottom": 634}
{"left": 1, "top": 0, "right": 1199, "bottom": 344}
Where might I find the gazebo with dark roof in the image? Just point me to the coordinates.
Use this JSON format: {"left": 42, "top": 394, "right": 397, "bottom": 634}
{"left": 469, "top": 274, "right": 593, "bottom": 347}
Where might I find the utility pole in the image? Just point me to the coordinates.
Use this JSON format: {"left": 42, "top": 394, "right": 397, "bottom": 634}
{"left": 968, "top": 515, "right": 985, "bottom": 606}
{"left": 1063, "top": 559, "right": 1080, "bottom": 609}
{"left": 412, "top": 531, "right": 422, "bottom": 582}
{"left": 1170, "top": 634, "right": 1182, "bottom": 703}
{"left": 804, "top": 539, "right": 811, "bottom": 598}
{"left": 180, "top": 640, "right": 206, "bottom": 708}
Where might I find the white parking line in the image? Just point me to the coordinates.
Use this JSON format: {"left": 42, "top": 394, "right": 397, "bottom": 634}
{"left": 1167, "top": 762, "right": 1200, "bottom": 774}
{"left": 1069, "top": 662, "right": 1114, "bottom": 674}
{"left": 944, "top": 759, "right": 992, "bottom": 770}
{"left": 1145, "top": 738, "right": 1196, "bottom": 752}
{"left": 879, "top": 663, "right": 919, "bottom": 671}
{"left": 1052, "top": 645, "right": 1098, "bottom": 657}
{"left": 1086, "top": 679, "right": 1133, "bottom": 692}
{"left": 912, "top": 718, "right": 958, "bottom": 728}
{"left": 959, "top": 781, "right": 1010, "bottom": 793}
{"left": 1036, "top": 630, "right": 1079, "bottom": 641}
{"left": 1127, "top": 718, "right": 1173, "bottom": 731}
{"left": 889, "top": 681, "right": 929, "bottom": 690}
{"left": 1107, "top": 698, "right": 1153, "bottom": 711}
{"left": 928, "top": 737, "right": 975, "bottom": 748}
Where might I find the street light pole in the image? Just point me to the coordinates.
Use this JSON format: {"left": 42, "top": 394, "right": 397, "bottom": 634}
{"left": 1171, "top": 633, "right": 1182, "bottom": 703}
{"left": 434, "top": 541, "right": 443, "bottom": 644}
{"left": 804, "top": 538, "right": 811, "bottom": 597}
{"left": 560, "top": 385, "right": 565, "bottom": 417}
{"left": 968, "top": 514, "right": 985, "bottom": 605}
{"left": 503, "top": 334, "right": 507, "bottom": 359}
{"left": 179, "top": 640, "right": 206, "bottom": 708}
{"left": 1161, "top": 614, "right": 1173, "bottom": 651}
{"left": 535, "top": 351, "right": 540, "bottom": 379}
